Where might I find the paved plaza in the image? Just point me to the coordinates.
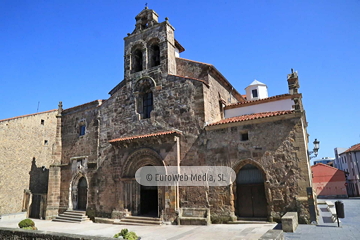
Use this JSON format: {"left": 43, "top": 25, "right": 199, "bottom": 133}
{"left": 0, "top": 198, "right": 359, "bottom": 239}
{"left": 284, "top": 198, "right": 360, "bottom": 240}
{"left": 0, "top": 219, "right": 276, "bottom": 240}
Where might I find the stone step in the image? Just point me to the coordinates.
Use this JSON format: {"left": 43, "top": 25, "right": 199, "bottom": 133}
{"left": 59, "top": 214, "right": 88, "bottom": 219}
{"left": 119, "top": 216, "right": 162, "bottom": 225}
{"left": 237, "top": 217, "right": 268, "bottom": 222}
{"left": 52, "top": 210, "right": 91, "bottom": 223}
{"left": 52, "top": 218, "right": 91, "bottom": 223}
{"left": 228, "top": 220, "right": 271, "bottom": 224}
{"left": 56, "top": 215, "right": 91, "bottom": 221}
{"left": 62, "top": 211, "right": 87, "bottom": 216}
{"left": 115, "top": 221, "right": 159, "bottom": 226}
{"left": 124, "top": 216, "right": 161, "bottom": 221}
{"left": 120, "top": 219, "right": 161, "bottom": 225}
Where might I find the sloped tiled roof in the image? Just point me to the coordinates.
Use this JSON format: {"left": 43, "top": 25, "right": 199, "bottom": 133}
{"left": 344, "top": 143, "right": 360, "bottom": 153}
{"left": 311, "top": 163, "right": 345, "bottom": 172}
{"left": 109, "top": 130, "right": 180, "bottom": 143}
{"left": 225, "top": 94, "right": 299, "bottom": 109}
{"left": 207, "top": 110, "right": 294, "bottom": 127}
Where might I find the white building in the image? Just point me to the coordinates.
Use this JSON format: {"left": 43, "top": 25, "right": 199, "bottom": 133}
{"left": 313, "top": 157, "right": 335, "bottom": 166}
{"left": 339, "top": 144, "right": 360, "bottom": 197}
{"left": 334, "top": 147, "right": 349, "bottom": 171}
{"left": 245, "top": 80, "right": 269, "bottom": 101}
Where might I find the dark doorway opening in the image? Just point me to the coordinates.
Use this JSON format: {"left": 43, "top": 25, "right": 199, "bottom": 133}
{"left": 236, "top": 164, "right": 267, "bottom": 218}
{"left": 140, "top": 185, "right": 158, "bottom": 217}
{"left": 77, "top": 177, "right": 87, "bottom": 210}
{"left": 29, "top": 195, "right": 41, "bottom": 218}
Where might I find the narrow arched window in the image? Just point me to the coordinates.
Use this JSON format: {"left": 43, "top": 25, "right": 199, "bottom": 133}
{"left": 142, "top": 91, "right": 153, "bottom": 119}
{"left": 149, "top": 44, "right": 160, "bottom": 67}
{"left": 132, "top": 49, "right": 143, "bottom": 73}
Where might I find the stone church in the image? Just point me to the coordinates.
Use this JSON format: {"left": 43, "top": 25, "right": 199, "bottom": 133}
{"left": 0, "top": 8, "right": 315, "bottom": 224}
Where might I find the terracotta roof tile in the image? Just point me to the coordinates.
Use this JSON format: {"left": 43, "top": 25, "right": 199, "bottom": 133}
{"left": 207, "top": 110, "right": 294, "bottom": 126}
{"left": 109, "top": 130, "right": 180, "bottom": 143}
{"left": 344, "top": 143, "right": 360, "bottom": 153}
{"left": 311, "top": 163, "right": 345, "bottom": 172}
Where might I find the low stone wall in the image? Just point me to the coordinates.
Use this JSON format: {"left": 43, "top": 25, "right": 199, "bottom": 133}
{"left": 0, "top": 227, "right": 113, "bottom": 240}
{"left": 178, "top": 208, "right": 211, "bottom": 225}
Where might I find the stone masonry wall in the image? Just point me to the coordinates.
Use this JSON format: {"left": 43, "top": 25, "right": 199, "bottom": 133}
{"left": 201, "top": 115, "right": 311, "bottom": 223}
{"left": 57, "top": 101, "right": 101, "bottom": 213}
{"left": 203, "top": 71, "right": 240, "bottom": 124}
{"left": 0, "top": 110, "right": 57, "bottom": 215}
{"left": 93, "top": 75, "right": 207, "bottom": 217}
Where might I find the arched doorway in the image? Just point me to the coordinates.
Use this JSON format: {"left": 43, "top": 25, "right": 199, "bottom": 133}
{"left": 140, "top": 165, "right": 158, "bottom": 216}
{"left": 77, "top": 177, "right": 87, "bottom": 210}
{"left": 140, "top": 185, "right": 158, "bottom": 216}
{"left": 236, "top": 164, "right": 267, "bottom": 218}
{"left": 121, "top": 148, "right": 164, "bottom": 217}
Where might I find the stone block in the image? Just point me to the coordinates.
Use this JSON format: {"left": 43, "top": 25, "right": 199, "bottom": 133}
{"left": 178, "top": 208, "right": 211, "bottom": 225}
{"left": 281, "top": 212, "right": 298, "bottom": 232}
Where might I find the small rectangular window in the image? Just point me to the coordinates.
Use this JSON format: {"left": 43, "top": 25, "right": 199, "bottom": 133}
{"left": 252, "top": 89, "right": 258, "bottom": 98}
{"left": 41, "top": 119, "right": 45, "bottom": 125}
{"left": 241, "top": 132, "right": 249, "bottom": 141}
{"left": 44, "top": 140, "right": 48, "bottom": 145}
{"left": 79, "top": 125, "right": 86, "bottom": 136}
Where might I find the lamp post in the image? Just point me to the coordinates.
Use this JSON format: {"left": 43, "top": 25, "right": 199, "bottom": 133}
{"left": 308, "top": 138, "right": 320, "bottom": 160}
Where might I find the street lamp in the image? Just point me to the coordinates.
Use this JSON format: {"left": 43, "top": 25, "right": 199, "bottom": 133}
{"left": 308, "top": 138, "right": 320, "bottom": 160}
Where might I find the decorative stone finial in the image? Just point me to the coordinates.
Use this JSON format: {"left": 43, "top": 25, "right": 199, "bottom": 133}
{"left": 165, "top": 17, "right": 169, "bottom": 21}
{"left": 57, "top": 101, "right": 63, "bottom": 117}
{"left": 145, "top": 3, "right": 148, "bottom": 9}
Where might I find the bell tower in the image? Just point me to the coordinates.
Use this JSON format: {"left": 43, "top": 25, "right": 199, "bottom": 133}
{"left": 123, "top": 7, "right": 178, "bottom": 79}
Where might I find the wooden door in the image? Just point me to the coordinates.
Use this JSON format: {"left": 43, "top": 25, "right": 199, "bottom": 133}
{"left": 236, "top": 164, "right": 267, "bottom": 218}
{"left": 77, "top": 177, "right": 87, "bottom": 210}
{"left": 251, "top": 183, "right": 268, "bottom": 217}
{"left": 237, "top": 185, "right": 253, "bottom": 217}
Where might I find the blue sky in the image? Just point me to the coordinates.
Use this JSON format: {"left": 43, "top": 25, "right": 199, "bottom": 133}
{"left": 0, "top": 0, "right": 359, "bottom": 162}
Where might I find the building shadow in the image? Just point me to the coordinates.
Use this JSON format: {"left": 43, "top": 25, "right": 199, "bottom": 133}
{"left": 27, "top": 157, "right": 49, "bottom": 219}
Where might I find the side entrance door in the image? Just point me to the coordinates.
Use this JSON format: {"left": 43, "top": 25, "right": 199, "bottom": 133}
{"left": 236, "top": 164, "right": 267, "bottom": 218}
{"left": 77, "top": 177, "right": 87, "bottom": 210}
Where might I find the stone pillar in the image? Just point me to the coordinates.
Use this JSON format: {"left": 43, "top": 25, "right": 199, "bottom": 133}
{"left": 45, "top": 102, "right": 62, "bottom": 219}
{"left": 45, "top": 166, "right": 61, "bottom": 219}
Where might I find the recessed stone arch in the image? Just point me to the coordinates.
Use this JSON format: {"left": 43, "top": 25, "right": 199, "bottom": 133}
{"left": 126, "top": 40, "right": 146, "bottom": 55}
{"left": 122, "top": 148, "right": 165, "bottom": 178}
{"left": 133, "top": 77, "right": 156, "bottom": 92}
{"left": 231, "top": 159, "right": 272, "bottom": 221}
{"left": 121, "top": 148, "right": 165, "bottom": 217}
{"left": 233, "top": 159, "right": 268, "bottom": 177}
{"left": 129, "top": 41, "right": 147, "bottom": 73}
{"left": 133, "top": 78, "right": 156, "bottom": 119}
{"left": 69, "top": 172, "right": 89, "bottom": 210}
